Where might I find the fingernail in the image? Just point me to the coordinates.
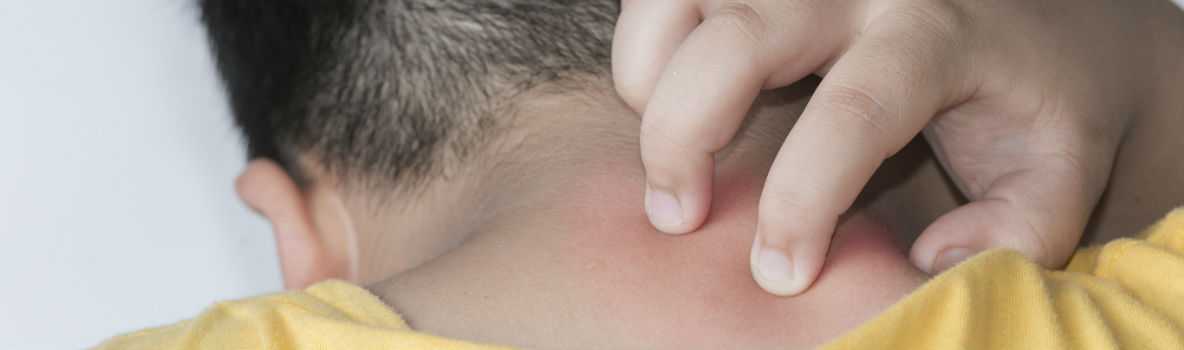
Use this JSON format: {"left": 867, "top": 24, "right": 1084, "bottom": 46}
{"left": 645, "top": 185, "right": 684, "bottom": 233}
{"left": 932, "top": 247, "right": 974, "bottom": 272}
{"left": 752, "top": 241, "right": 802, "bottom": 296}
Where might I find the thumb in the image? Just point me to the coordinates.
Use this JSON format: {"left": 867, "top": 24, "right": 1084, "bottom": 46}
{"left": 910, "top": 156, "right": 1102, "bottom": 273}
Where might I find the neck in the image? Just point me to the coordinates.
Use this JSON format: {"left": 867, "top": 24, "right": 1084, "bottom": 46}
{"left": 368, "top": 87, "right": 927, "bottom": 349}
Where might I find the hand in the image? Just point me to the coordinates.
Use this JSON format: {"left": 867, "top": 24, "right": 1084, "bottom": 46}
{"left": 613, "top": 0, "right": 1184, "bottom": 295}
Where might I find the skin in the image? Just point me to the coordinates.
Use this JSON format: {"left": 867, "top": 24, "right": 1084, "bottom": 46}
{"left": 240, "top": 84, "right": 928, "bottom": 348}
{"left": 612, "top": 0, "right": 1184, "bottom": 296}
{"left": 236, "top": 72, "right": 1182, "bottom": 348}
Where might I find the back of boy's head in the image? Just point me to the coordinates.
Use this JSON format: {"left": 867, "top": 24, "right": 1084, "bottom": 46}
{"left": 198, "top": 0, "right": 617, "bottom": 191}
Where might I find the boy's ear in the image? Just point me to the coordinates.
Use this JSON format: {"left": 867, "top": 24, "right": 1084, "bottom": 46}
{"left": 236, "top": 159, "right": 348, "bottom": 289}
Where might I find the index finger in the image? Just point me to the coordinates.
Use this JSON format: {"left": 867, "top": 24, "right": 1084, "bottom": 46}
{"left": 637, "top": 3, "right": 773, "bottom": 234}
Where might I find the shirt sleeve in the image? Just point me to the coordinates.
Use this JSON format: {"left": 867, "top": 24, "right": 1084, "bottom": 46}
{"left": 823, "top": 208, "right": 1184, "bottom": 350}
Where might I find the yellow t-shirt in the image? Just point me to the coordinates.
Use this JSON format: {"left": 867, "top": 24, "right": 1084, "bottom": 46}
{"left": 97, "top": 209, "right": 1184, "bottom": 349}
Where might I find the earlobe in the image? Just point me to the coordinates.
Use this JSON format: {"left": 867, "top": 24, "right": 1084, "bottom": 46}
{"left": 236, "top": 159, "right": 348, "bottom": 289}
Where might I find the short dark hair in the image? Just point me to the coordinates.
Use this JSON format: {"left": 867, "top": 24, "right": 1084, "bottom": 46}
{"left": 199, "top": 0, "right": 616, "bottom": 190}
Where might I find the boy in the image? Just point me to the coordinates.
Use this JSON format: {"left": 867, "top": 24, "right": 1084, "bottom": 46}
{"left": 100, "top": 0, "right": 1184, "bottom": 348}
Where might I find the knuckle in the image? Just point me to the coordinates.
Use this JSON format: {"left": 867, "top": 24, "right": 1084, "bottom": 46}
{"left": 640, "top": 121, "right": 692, "bottom": 152}
{"left": 870, "top": 2, "right": 970, "bottom": 91}
{"left": 707, "top": 1, "right": 768, "bottom": 47}
{"left": 814, "top": 84, "right": 895, "bottom": 153}
{"left": 757, "top": 211, "right": 802, "bottom": 241}
{"left": 638, "top": 127, "right": 702, "bottom": 182}
{"left": 899, "top": 0, "right": 970, "bottom": 46}
{"left": 758, "top": 191, "right": 819, "bottom": 230}
{"left": 639, "top": 115, "right": 728, "bottom": 155}
{"left": 640, "top": 155, "right": 686, "bottom": 187}
{"left": 759, "top": 193, "right": 803, "bottom": 221}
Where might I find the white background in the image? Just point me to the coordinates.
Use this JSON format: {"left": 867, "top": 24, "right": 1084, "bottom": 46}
{"left": 0, "top": 1, "right": 280, "bottom": 349}
{"left": 1, "top": 1, "right": 1182, "bottom": 349}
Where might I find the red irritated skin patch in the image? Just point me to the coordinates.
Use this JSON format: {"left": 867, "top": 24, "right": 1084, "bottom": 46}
{"left": 522, "top": 167, "right": 928, "bottom": 349}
